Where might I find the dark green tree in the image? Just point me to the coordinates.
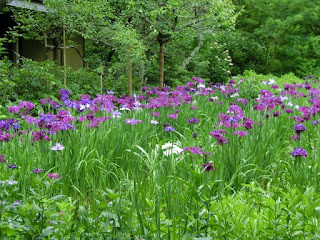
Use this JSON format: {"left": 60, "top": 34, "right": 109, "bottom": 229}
{"left": 130, "top": 0, "right": 235, "bottom": 88}
{"left": 232, "top": 0, "right": 320, "bottom": 76}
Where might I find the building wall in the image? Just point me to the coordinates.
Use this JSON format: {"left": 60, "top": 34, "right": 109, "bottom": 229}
{"left": 55, "top": 37, "right": 84, "bottom": 70}
{"left": 20, "top": 37, "right": 84, "bottom": 70}
{"left": 1, "top": 11, "right": 84, "bottom": 70}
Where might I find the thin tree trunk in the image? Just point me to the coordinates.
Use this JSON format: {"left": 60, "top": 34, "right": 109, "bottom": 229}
{"left": 100, "top": 62, "right": 103, "bottom": 94}
{"left": 63, "top": 26, "right": 67, "bottom": 86}
{"left": 139, "top": 63, "right": 145, "bottom": 85}
{"left": 159, "top": 42, "right": 164, "bottom": 90}
{"left": 128, "top": 55, "right": 132, "bottom": 97}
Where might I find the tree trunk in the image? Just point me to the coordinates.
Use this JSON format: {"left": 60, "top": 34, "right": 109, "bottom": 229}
{"left": 63, "top": 26, "right": 67, "bottom": 86}
{"left": 100, "top": 62, "right": 103, "bottom": 94}
{"left": 159, "top": 41, "right": 164, "bottom": 90}
{"left": 128, "top": 56, "right": 132, "bottom": 97}
{"left": 139, "top": 63, "right": 145, "bottom": 85}
{"left": 181, "top": 34, "right": 204, "bottom": 70}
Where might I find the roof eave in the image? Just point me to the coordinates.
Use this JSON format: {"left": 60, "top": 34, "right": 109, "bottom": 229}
{"left": 7, "top": 0, "right": 47, "bottom": 12}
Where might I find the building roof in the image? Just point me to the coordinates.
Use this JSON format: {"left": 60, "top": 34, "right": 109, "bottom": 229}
{"left": 7, "top": 0, "right": 47, "bottom": 12}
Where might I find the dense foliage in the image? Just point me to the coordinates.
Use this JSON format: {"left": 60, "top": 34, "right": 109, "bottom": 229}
{"left": 2, "top": 0, "right": 319, "bottom": 92}
{"left": 231, "top": 0, "right": 320, "bottom": 76}
{"left": 1, "top": 1, "right": 320, "bottom": 238}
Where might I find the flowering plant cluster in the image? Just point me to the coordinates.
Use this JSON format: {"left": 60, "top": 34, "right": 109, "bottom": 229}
{"left": 1, "top": 74, "right": 319, "bottom": 198}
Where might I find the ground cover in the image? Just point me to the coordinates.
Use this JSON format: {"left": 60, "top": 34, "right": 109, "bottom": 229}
{"left": 1, "top": 75, "right": 320, "bottom": 239}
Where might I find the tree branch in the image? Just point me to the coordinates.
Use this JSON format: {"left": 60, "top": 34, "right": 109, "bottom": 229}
{"left": 180, "top": 33, "right": 204, "bottom": 70}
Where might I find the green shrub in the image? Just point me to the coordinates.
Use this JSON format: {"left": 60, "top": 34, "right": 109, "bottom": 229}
{"left": 238, "top": 70, "right": 307, "bottom": 101}
{"left": 0, "top": 59, "right": 109, "bottom": 104}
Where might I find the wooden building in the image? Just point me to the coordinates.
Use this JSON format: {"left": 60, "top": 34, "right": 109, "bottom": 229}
{"left": 0, "top": 0, "right": 84, "bottom": 70}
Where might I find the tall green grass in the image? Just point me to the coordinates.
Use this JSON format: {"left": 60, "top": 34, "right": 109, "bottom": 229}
{"left": 1, "top": 74, "right": 320, "bottom": 238}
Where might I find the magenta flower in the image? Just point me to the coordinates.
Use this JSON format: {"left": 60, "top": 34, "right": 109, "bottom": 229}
{"left": 242, "top": 118, "right": 254, "bottom": 130}
{"left": 8, "top": 106, "right": 21, "bottom": 113}
{"left": 19, "top": 101, "right": 35, "bottom": 110}
{"left": 47, "top": 173, "right": 62, "bottom": 180}
{"left": 192, "top": 77, "right": 205, "bottom": 84}
{"left": 182, "top": 146, "right": 211, "bottom": 155}
{"left": 202, "top": 162, "right": 214, "bottom": 172}
{"left": 236, "top": 98, "right": 247, "bottom": 105}
{"left": 210, "top": 130, "right": 228, "bottom": 145}
{"left": 152, "top": 112, "right": 160, "bottom": 117}
{"left": 233, "top": 131, "right": 247, "bottom": 137}
{"left": 0, "top": 155, "right": 7, "bottom": 164}
{"left": 168, "top": 113, "right": 178, "bottom": 119}
{"left": 88, "top": 120, "right": 99, "bottom": 128}
{"left": 32, "top": 131, "right": 51, "bottom": 142}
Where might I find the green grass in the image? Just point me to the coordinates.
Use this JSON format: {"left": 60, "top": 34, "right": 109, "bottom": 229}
{"left": 1, "top": 74, "right": 320, "bottom": 239}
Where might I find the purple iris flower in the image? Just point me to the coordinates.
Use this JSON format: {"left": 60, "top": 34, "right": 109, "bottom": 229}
{"left": 290, "top": 147, "right": 308, "bottom": 157}
{"left": 182, "top": 146, "right": 208, "bottom": 155}
{"left": 188, "top": 117, "right": 199, "bottom": 124}
{"left": 8, "top": 106, "right": 21, "bottom": 113}
{"left": 210, "top": 130, "right": 228, "bottom": 145}
{"left": 202, "top": 163, "right": 214, "bottom": 172}
{"left": 33, "top": 169, "right": 43, "bottom": 174}
{"left": 192, "top": 77, "right": 205, "bottom": 83}
{"left": 168, "top": 113, "right": 178, "bottom": 119}
{"left": 228, "top": 117, "right": 238, "bottom": 123}
{"left": 0, "top": 155, "right": 7, "bottom": 164}
{"left": 9, "top": 164, "right": 18, "bottom": 169}
{"left": 234, "top": 131, "right": 247, "bottom": 137}
{"left": 47, "top": 173, "right": 61, "bottom": 180}
{"left": 12, "top": 123, "right": 20, "bottom": 130}
{"left": 125, "top": 118, "right": 143, "bottom": 125}
{"left": 294, "top": 124, "right": 306, "bottom": 135}
{"left": 152, "top": 112, "right": 160, "bottom": 117}
{"left": 164, "top": 126, "right": 175, "bottom": 132}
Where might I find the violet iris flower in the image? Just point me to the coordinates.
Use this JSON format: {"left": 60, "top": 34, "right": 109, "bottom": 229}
{"left": 0, "top": 155, "right": 7, "bottom": 164}
{"left": 164, "top": 126, "right": 175, "bottom": 132}
{"left": 33, "top": 169, "right": 43, "bottom": 174}
{"left": 188, "top": 117, "right": 199, "bottom": 124}
{"left": 290, "top": 147, "right": 308, "bottom": 157}
{"left": 202, "top": 163, "right": 214, "bottom": 172}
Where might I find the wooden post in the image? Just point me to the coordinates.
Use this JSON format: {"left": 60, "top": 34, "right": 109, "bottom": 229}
{"left": 63, "top": 26, "right": 67, "bottom": 86}
{"left": 100, "top": 62, "right": 103, "bottom": 94}
{"left": 14, "top": 38, "right": 19, "bottom": 66}
{"left": 128, "top": 55, "right": 132, "bottom": 97}
{"left": 159, "top": 42, "right": 164, "bottom": 90}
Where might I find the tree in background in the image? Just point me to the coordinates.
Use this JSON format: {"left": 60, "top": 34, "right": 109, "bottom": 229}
{"left": 231, "top": 0, "right": 320, "bottom": 76}
{"left": 9, "top": 0, "right": 145, "bottom": 95}
{"left": 129, "top": 0, "right": 235, "bottom": 88}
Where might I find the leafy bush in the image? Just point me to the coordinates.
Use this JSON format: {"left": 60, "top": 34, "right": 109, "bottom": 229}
{"left": 238, "top": 70, "right": 307, "bottom": 100}
{"left": 0, "top": 59, "right": 107, "bottom": 105}
{"left": 186, "top": 41, "right": 234, "bottom": 83}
